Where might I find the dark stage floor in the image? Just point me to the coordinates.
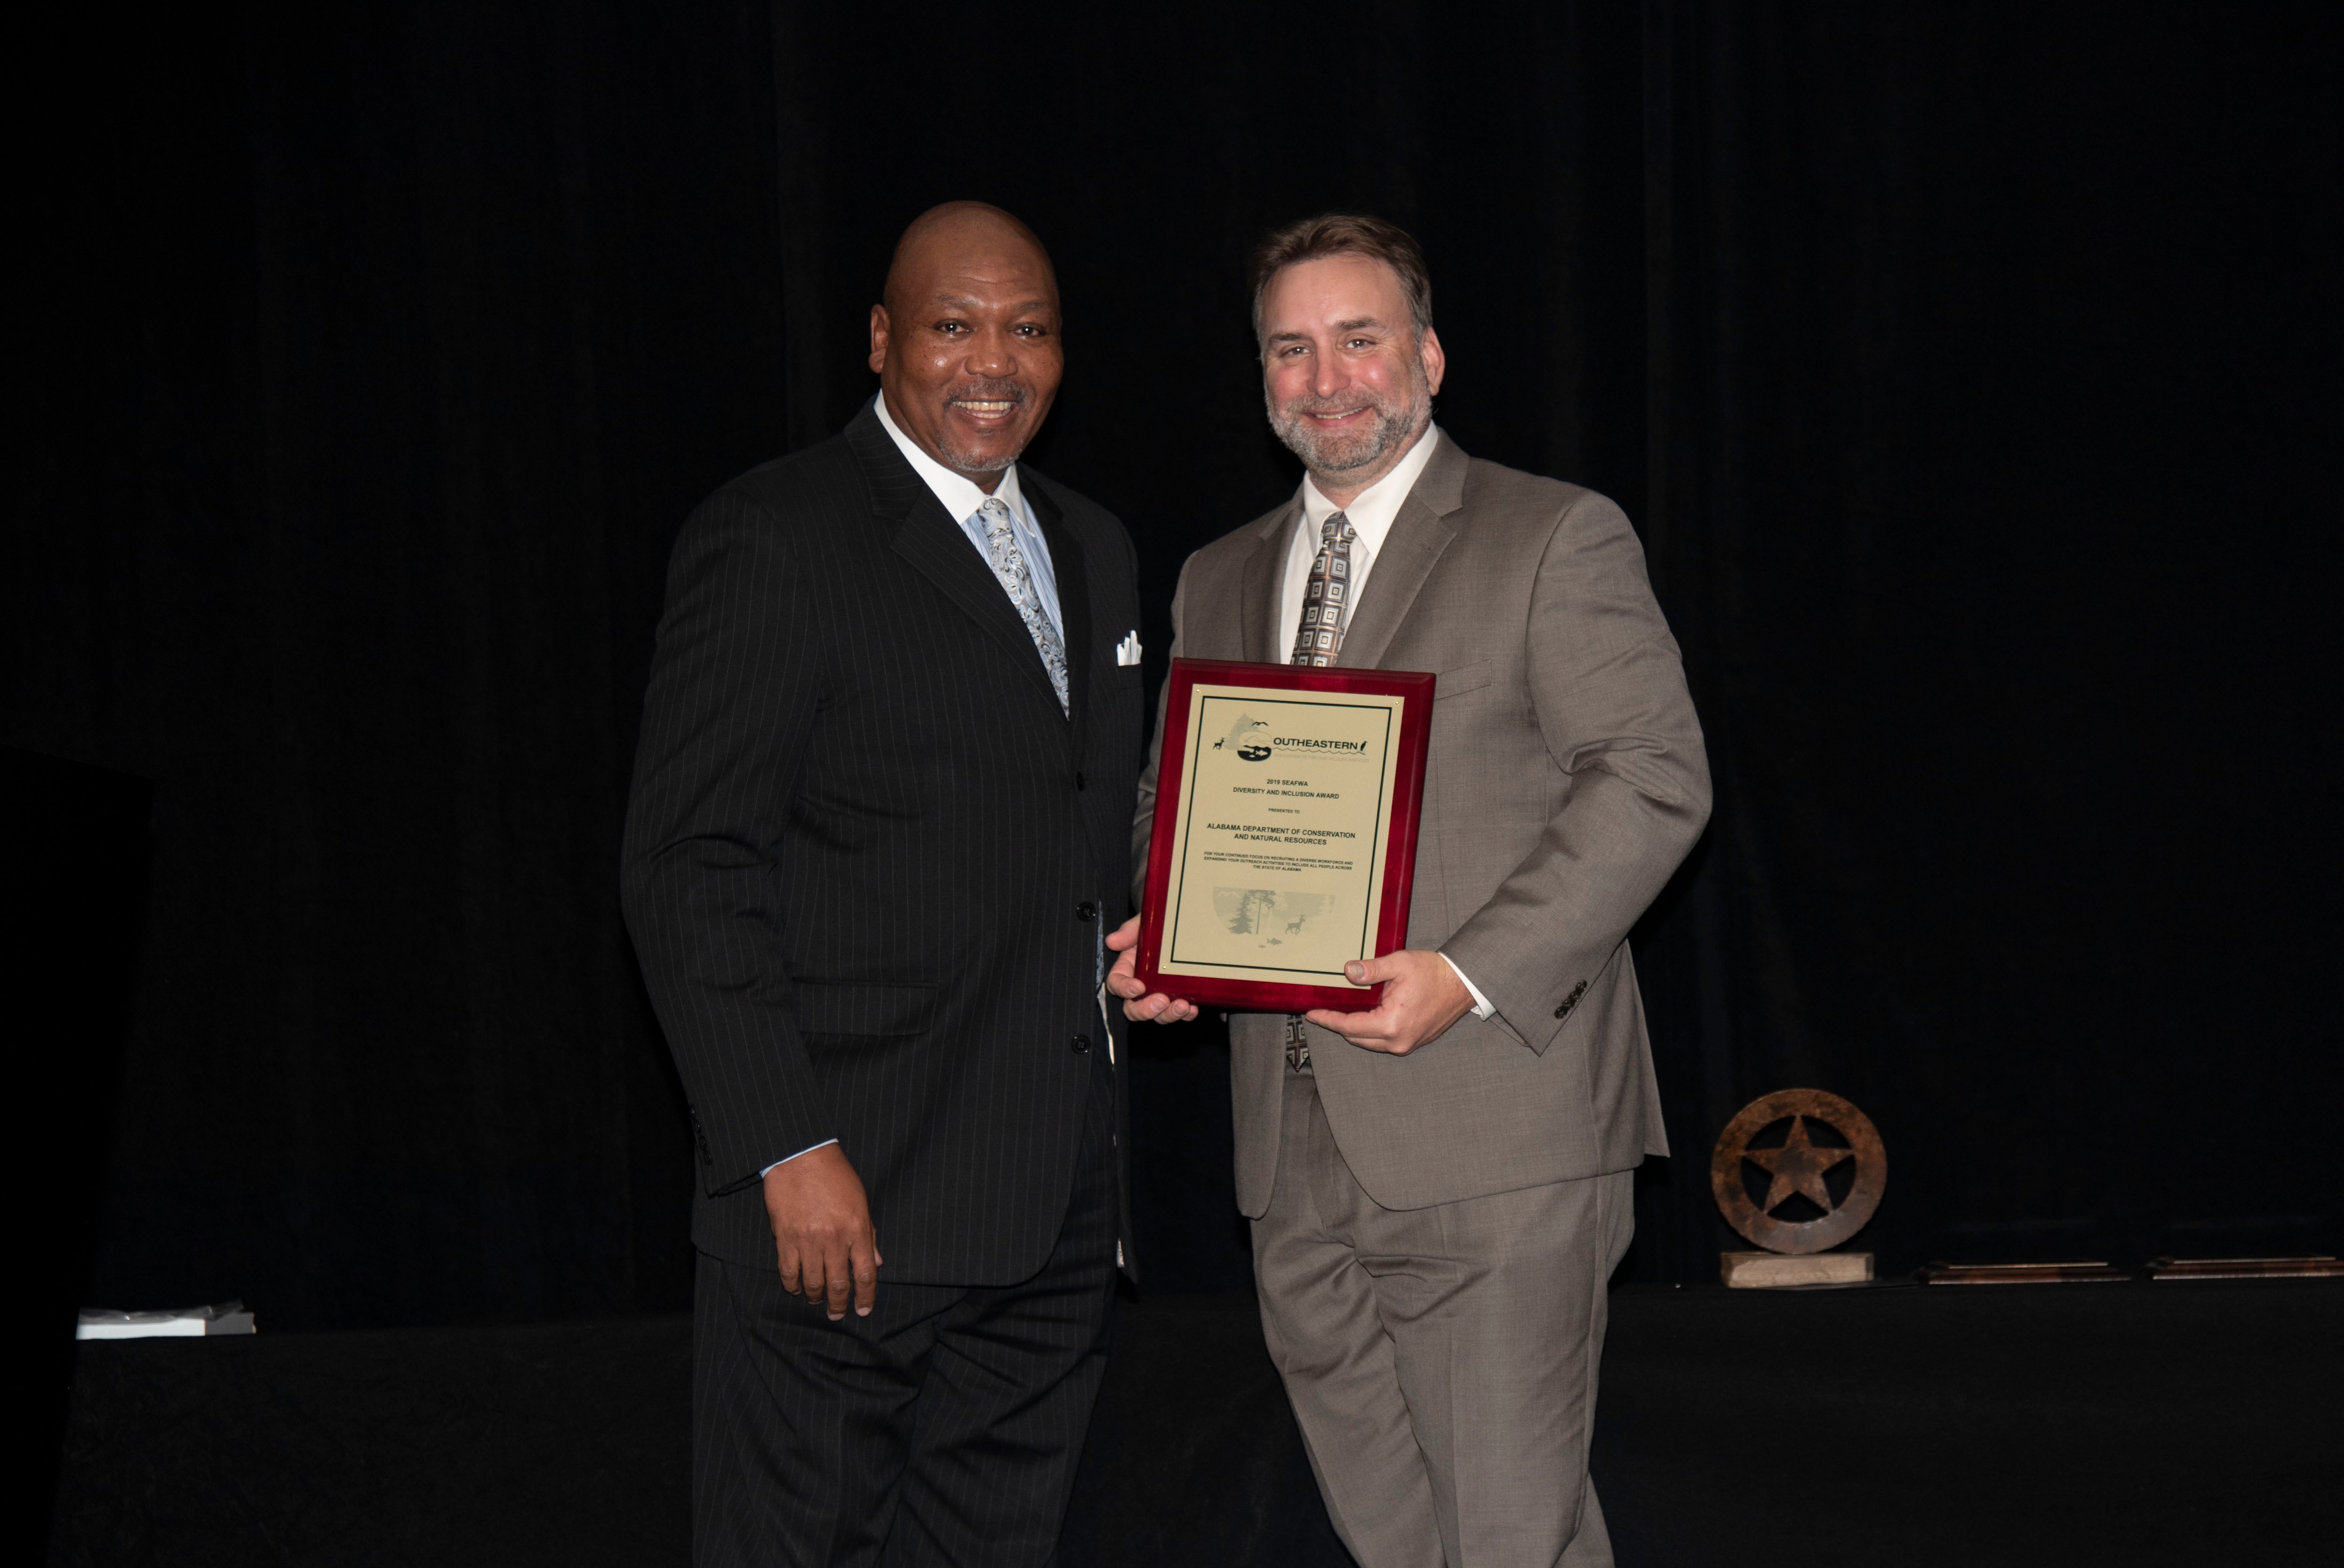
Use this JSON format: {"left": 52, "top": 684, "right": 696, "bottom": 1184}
{"left": 48, "top": 1279, "right": 2342, "bottom": 1566}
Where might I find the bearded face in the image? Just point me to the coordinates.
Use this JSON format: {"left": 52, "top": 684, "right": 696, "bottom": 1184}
{"left": 1256, "top": 253, "right": 1442, "bottom": 489}
{"left": 1266, "top": 351, "right": 1432, "bottom": 477}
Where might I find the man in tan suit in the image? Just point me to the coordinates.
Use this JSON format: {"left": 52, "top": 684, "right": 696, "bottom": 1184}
{"left": 1107, "top": 214, "right": 1710, "bottom": 1566}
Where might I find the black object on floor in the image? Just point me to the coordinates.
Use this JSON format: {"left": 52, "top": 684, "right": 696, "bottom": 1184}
{"left": 48, "top": 1280, "right": 2343, "bottom": 1566}
{"left": 1590, "top": 1278, "right": 2343, "bottom": 1564}
{"left": 8, "top": 745, "right": 153, "bottom": 1560}
{"left": 48, "top": 1315, "right": 692, "bottom": 1567}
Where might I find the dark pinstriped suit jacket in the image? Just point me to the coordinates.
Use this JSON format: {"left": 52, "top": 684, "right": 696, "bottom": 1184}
{"left": 622, "top": 402, "right": 1145, "bottom": 1284}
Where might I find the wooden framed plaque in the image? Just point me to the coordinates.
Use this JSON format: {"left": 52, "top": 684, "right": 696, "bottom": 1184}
{"left": 1135, "top": 658, "right": 1433, "bottom": 1013}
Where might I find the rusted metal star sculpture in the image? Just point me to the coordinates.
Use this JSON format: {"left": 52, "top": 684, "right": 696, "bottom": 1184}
{"left": 1740, "top": 1114, "right": 1850, "bottom": 1215}
{"left": 1710, "top": 1088, "right": 1886, "bottom": 1254}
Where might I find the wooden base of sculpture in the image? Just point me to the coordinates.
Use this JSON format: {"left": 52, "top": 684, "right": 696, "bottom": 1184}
{"left": 1721, "top": 1250, "right": 1873, "bottom": 1288}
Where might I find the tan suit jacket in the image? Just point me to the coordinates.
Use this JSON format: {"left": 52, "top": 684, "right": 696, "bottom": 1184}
{"left": 1134, "top": 432, "right": 1710, "bottom": 1215}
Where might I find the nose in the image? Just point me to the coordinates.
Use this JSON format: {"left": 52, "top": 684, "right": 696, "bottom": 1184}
{"left": 967, "top": 323, "right": 1015, "bottom": 379}
{"left": 1311, "top": 349, "right": 1348, "bottom": 400}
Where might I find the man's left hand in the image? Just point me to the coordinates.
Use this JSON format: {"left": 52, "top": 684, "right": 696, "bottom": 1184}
{"left": 1304, "top": 950, "right": 1474, "bottom": 1056}
{"left": 1106, "top": 915, "right": 1199, "bottom": 1024}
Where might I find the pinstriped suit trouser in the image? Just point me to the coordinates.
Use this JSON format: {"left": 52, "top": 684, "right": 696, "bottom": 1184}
{"left": 692, "top": 1053, "right": 1118, "bottom": 1568}
{"left": 1254, "top": 1070, "right": 1634, "bottom": 1568}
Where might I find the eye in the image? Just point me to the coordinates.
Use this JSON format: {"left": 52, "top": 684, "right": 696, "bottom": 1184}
{"left": 936, "top": 319, "right": 967, "bottom": 335}
{"left": 1013, "top": 323, "right": 1049, "bottom": 338}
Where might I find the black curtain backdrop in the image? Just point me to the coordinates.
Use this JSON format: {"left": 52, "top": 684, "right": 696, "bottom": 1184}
{"left": 9, "top": 2, "right": 2336, "bottom": 1330}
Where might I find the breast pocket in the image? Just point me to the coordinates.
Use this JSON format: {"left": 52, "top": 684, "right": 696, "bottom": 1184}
{"left": 1433, "top": 660, "right": 1494, "bottom": 701}
{"left": 1096, "top": 661, "right": 1147, "bottom": 724}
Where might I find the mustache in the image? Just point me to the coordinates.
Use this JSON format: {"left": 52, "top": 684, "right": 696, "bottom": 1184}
{"left": 946, "top": 378, "right": 1030, "bottom": 405}
{"left": 1278, "top": 389, "right": 1397, "bottom": 420}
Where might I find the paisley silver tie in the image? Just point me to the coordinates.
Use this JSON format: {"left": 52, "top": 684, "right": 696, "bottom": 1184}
{"left": 976, "top": 496, "right": 1069, "bottom": 715}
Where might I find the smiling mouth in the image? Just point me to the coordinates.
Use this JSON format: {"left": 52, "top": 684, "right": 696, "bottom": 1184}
{"left": 1290, "top": 404, "right": 1376, "bottom": 428}
{"left": 951, "top": 398, "right": 1022, "bottom": 417}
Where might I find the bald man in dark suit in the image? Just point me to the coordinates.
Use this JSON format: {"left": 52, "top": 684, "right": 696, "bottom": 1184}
{"left": 624, "top": 204, "right": 1146, "bottom": 1568}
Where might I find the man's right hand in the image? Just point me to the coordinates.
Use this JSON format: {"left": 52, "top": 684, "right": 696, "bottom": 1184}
{"left": 762, "top": 1143, "right": 881, "bottom": 1320}
{"left": 1106, "top": 915, "right": 1198, "bottom": 1023}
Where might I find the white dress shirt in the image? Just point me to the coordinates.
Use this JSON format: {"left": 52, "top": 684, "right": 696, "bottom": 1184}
{"left": 1273, "top": 420, "right": 1443, "bottom": 658}
{"left": 1274, "top": 425, "right": 1496, "bottom": 1023}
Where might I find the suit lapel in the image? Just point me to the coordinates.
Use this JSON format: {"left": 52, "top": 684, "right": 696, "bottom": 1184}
{"left": 1240, "top": 500, "right": 1299, "bottom": 665}
{"left": 1339, "top": 432, "right": 1469, "bottom": 670}
{"left": 849, "top": 407, "right": 1066, "bottom": 717}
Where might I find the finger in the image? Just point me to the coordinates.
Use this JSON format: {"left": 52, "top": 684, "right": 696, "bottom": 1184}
{"left": 778, "top": 1244, "right": 803, "bottom": 1297}
{"left": 1354, "top": 1035, "right": 1415, "bottom": 1055}
{"left": 1343, "top": 954, "right": 1400, "bottom": 986}
{"left": 1105, "top": 916, "right": 1141, "bottom": 952}
{"left": 852, "top": 1235, "right": 879, "bottom": 1317}
{"left": 823, "top": 1241, "right": 853, "bottom": 1320}
{"left": 1315, "top": 1011, "right": 1406, "bottom": 1049}
{"left": 1107, "top": 968, "right": 1147, "bottom": 1000}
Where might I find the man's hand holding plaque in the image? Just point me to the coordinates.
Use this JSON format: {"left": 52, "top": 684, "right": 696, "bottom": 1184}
{"left": 1106, "top": 916, "right": 1197, "bottom": 1024}
{"left": 1303, "top": 950, "right": 1473, "bottom": 1055}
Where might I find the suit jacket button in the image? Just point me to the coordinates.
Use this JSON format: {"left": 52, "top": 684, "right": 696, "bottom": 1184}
{"left": 1076, "top": 771, "right": 1088, "bottom": 790}
{"left": 1070, "top": 1034, "right": 1092, "bottom": 1055}
{"left": 1076, "top": 900, "right": 1099, "bottom": 921}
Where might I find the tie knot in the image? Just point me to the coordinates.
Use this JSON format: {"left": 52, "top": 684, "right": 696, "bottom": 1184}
{"left": 970, "top": 502, "right": 1017, "bottom": 551}
{"left": 1320, "top": 511, "right": 1354, "bottom": 544}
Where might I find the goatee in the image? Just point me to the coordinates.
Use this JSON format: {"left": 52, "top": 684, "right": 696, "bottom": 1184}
{"left": 1268, "top": 375, "right": 1430, "bottom": 480}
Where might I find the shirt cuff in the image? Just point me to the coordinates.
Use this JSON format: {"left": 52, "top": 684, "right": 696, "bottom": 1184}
{"left": 760, "top": 1138, "right": 838, "bottom": 1178}
{"left": 1439, "top": 953, "right": 1497, "bottom": 1019}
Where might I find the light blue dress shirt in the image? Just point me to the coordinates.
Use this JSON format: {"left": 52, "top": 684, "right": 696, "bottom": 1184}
{"left": 874, "top": 393, "right": 1063, "bottom": 637}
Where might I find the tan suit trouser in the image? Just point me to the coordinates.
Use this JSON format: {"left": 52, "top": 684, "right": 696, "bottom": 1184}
{"left": 1253, "top": 1072, "right": 1634, "bottom": 1568}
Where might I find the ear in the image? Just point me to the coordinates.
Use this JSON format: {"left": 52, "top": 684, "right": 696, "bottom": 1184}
{"left": 1418, "top": 326, "right": 1446, "bottom": 398}
{"left": 868, "top": 304, "right": 890, "bottom": 375}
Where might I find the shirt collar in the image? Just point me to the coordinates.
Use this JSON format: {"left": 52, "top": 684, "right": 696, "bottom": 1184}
{"left": 1298, "top": 422, "right": 1442, "bottom": 556}
{"left": 874, "top": 391, "right": 1025, "bottom": 525}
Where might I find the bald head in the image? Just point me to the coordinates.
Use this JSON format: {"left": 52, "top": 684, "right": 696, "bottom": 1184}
{"left": 868, "top": 203, "right": 1064, "bottom": 490}
{"left": 882, "top": 202, "right": 1056, "bottom": 317}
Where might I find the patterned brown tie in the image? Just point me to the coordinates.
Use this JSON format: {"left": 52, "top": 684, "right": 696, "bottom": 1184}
{"left": 1288, "top": 511, "right": 1356, "bottom": 668}
{"left": 1286, "top": 511, "right": 1354, "bottom": 1070}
